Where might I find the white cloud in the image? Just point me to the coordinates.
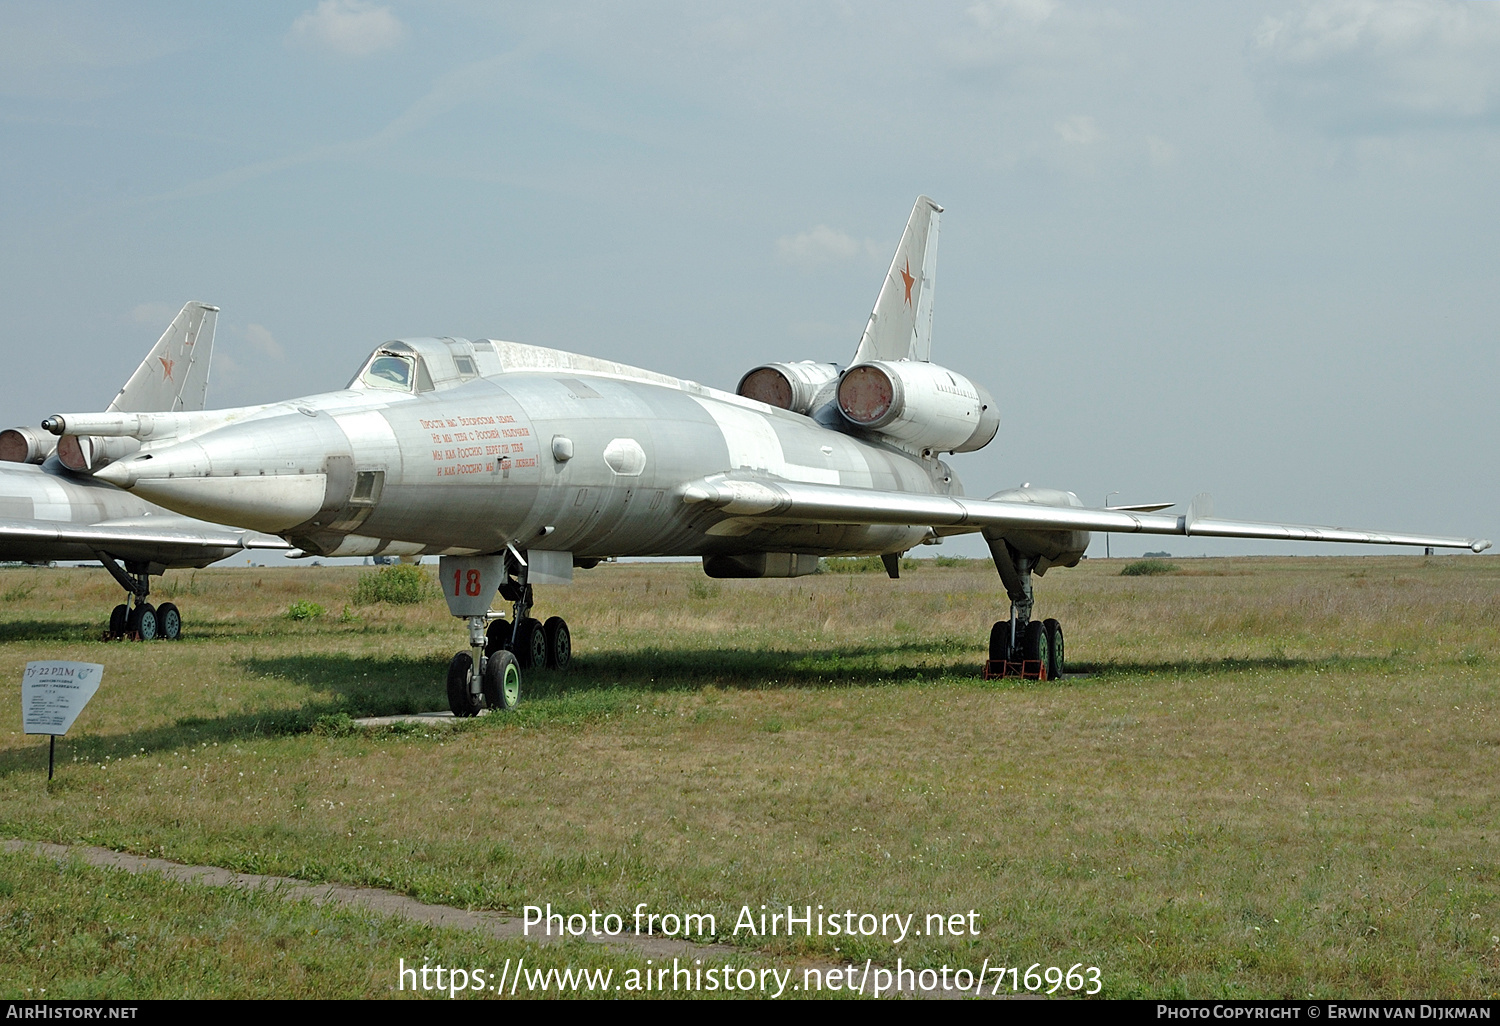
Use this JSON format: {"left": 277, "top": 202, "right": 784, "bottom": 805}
{"left": 967, "top": 0, "right": 1059, "bottom": 31}
{"left": 243, "top": 324, "right": 285, "bottom": 360}
{"left": 950, "top": 0, "right": 1120, "bottom": 72}
{"left": 776, "top": 225, "right": 882, "bottom": 269}
{"left": 129, "top": 301, "right": 178, "bottom": 327}
{"left": 1055, "top": 114, "right": 1101, "bottom": 145}
{"left": 287, "top": 0, "right": 406, "bottom": 58}
{"left": 1254, "top": 0, "right": 1500, "bottom": 131}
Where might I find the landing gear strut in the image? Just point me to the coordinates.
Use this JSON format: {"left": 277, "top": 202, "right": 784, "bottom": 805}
{"left": 96, "top": 554, "right": 181, "bottom": 642}
{"left": 982, "top": 536, "right": 1064, "bottom": 681}
{"left": 442, "top": 549, "right": 571, "bottom": 717}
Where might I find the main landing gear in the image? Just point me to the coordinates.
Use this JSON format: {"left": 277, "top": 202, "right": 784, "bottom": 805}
{"left": 97, "top": 554, "right": 182, "bottom": 642}
{"left": 444, "top": 551, "right": 571, "bottom": 717}
{"left": 982, "top": 537, "right": 1064, "bottom": 681}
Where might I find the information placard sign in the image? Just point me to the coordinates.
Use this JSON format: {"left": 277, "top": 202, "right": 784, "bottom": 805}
{"left": 22, "top": 661, "right": 103, "bottom": 736}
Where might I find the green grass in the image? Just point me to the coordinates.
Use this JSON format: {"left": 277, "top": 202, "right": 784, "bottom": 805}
{"left": 0, "top": 848, "right": 663, "bottom": 999}
{"left": 1, "top": 556, "right": 1498, "bottom": 998}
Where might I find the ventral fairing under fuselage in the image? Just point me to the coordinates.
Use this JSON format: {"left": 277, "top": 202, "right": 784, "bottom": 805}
{"left": 47, "top": 196, "right": 1490, "bottom": 713}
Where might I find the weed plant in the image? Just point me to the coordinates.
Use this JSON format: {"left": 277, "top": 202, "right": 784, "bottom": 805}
{"left": 353, "top": 564, "right": 431, "bottom": 605}
{"left": 1121, "top": 558, "right": 1178, "bottom": 576}
{"left": 284, "top": 600, "right": 326, "bottom": 621}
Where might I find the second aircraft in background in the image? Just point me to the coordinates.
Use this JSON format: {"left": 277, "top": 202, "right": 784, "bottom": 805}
{"left": 0, "top": 303, "right": 288, "bottom": 639}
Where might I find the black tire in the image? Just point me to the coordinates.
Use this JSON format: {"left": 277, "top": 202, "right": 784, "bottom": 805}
{"left": 482, "top": 649, "right": 521, "bottom": 711}
{"left": 515, "top": 617, "right": 547, "bottom": 670}
{"left": 1043, "top": 618, "right": 1064, "bottom": 680}
{"left": 485, "top": 619, "right": 512, "bottom": 653}
{"left": 157, "top": 602, "right": 182, "bottom": 641}
{"left": 544, "top": 616, "right": 571, "bottom": 671}
{"left": 446, "top": 651, "right": 482, "bottom": 717}
{"left": 108, "top": 604, "right": 128, "bottom": 638}
{"left": 129, "top": 603, "right": 158, "bottom": 641}
{"left": 988, "top": 621, "right": 1014, "bottom": 663}
{"left": 1022, "top": 619, "right": 1049, "bottom": 675}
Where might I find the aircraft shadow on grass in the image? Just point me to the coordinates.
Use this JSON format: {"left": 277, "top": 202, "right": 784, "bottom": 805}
{"left": 0, "top": 619, "right": 106, "bottom": 645}
{"left": 0, "top": 649, "right": 1400, "bottom": 779}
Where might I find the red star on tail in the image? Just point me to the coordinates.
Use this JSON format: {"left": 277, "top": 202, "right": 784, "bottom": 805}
{"left": 159, "top": 356, "right": 175, "bottom": 380}
{"left": 900, "top": 259, "right": 915, "bottom": 305}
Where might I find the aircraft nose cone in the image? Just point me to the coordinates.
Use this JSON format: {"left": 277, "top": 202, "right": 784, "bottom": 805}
{"left": 96, "top": 414, "right": 350, "bottom": 534}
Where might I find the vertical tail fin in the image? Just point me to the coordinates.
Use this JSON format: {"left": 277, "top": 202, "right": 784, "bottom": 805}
{"left": 851, "top": 196, "right": 942, "bottom": 365}
{"left": 107, "top": 302, "right": 218, "bottom": 413}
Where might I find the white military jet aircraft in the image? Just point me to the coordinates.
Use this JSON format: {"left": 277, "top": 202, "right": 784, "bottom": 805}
{"left": 0, "top": 303, "right": 288, "bottom": 639}
{"left": 44, "top": 199, "right": 1489, "bottom": 710}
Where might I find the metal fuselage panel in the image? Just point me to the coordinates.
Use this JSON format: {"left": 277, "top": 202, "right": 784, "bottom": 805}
{"left": 219, "top": 372, "right": 944, "bottom": 559}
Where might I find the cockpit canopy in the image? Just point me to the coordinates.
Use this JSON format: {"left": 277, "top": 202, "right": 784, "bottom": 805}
{"left": 347, "top": 338, "right": 496, "bottom": 394}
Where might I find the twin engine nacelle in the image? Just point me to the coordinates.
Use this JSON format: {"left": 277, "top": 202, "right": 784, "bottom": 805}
{"left": 0, "top": 426, "right": 57, "bottom": 465}
{"left": 736, "top": 361, "right": 841, "bottom": 416}
{"left": 735, "top": 359, "right": 999, "bottom": 454}
{"left": 837, "top": 361, "right": 998, "bottom": 454}
{"left": 0, "top": 425, "right": 139, "bottom": 473}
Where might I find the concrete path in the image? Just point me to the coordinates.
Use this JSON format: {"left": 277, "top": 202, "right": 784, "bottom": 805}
{"left": 3, "top": 838, "right": 977, "bottom": 997}
{"left": 2, "top": 837, "right": 721, "bottom": 960}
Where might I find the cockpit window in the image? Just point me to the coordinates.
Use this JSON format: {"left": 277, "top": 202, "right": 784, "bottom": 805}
{"left": 363, "top": 354, "right": 414, "bottom": 391}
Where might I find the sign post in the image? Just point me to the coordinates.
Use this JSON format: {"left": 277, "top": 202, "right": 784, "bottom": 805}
{"left": 21, "top": 661, "right": 103, "bottom": 781}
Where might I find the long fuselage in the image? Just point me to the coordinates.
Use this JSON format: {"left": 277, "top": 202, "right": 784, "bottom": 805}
{"left": 105, "top": 365, "right": 956, "bottom": 561}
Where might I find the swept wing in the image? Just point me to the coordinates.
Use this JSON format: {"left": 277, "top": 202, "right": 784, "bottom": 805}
{"left": 681, "top": 478, "right": 1491, "bottom": 553}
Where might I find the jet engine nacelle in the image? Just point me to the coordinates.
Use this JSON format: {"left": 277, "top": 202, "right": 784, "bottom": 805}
{"left": 56, "top": 434, "right": 141, "bottom": 474}
{"left": 736, "top": 361, "right": 841, "bottom": 415}
{"left": 0, "top": 427, "right": 58, "bottom": 465}
{"left": 836, "top": 360, "right": 999, "bottom": 454}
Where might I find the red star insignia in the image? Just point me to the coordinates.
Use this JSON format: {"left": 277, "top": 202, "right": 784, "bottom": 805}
{"left": 159, "top": 356, "right": 175, "bottom": 380}
{"left": 900, "top": 259, "right": 915, "bottom": 305}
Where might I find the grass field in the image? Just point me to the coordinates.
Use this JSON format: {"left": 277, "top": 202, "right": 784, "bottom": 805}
{"left": 1, "top": 555, "right": 1498, "bottom": 999}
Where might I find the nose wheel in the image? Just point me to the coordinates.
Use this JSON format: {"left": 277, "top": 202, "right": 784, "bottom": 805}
{"left": 483, "top": 650, "right": 521, "bottom": 711}
{"left": 446, "top": 650, "right": 483, "bottom": 718}
{"left": 441, "top": 551, "right": 573, "bottom": 715}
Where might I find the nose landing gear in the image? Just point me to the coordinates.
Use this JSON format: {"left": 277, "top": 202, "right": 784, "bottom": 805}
{"left": 441, "top": 551, "right": 571, "bottom": 717}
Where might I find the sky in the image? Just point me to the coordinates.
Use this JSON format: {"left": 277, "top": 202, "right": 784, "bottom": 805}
{"left": 1, "top": 0, "right": 1496, "bottom": 560}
